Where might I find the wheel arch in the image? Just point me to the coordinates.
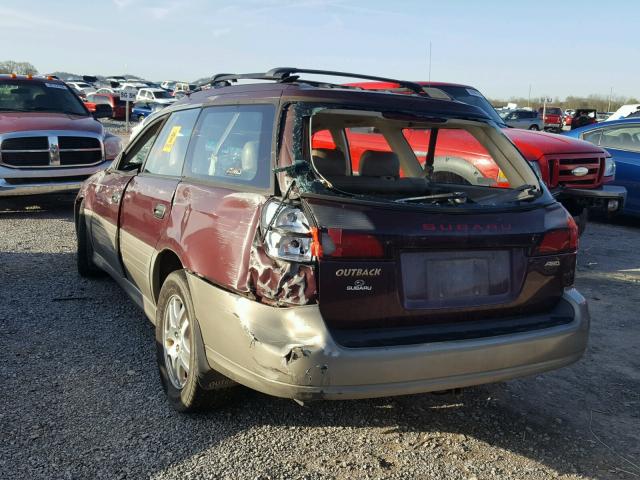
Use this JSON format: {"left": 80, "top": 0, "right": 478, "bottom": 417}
{"left": 152, "top": 248, "right": 185, "bottom": 304}
{"left": 432, "top": 156, "right": 486, "bottom": 185}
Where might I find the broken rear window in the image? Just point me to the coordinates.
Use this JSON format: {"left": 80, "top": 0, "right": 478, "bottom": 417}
{"left": 307, "top": 107, "right": 541, "bottom": 206}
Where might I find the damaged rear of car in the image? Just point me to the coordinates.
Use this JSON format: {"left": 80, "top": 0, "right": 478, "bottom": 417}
{"left": 182, "top": 72, "right": 589, "bottom": 405}
{"left": 79, "top": 68, "right": 589, "bottom": 411}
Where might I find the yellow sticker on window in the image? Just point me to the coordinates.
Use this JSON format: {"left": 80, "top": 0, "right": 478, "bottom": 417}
{"left": 162, "top": 126, "right": 182, "bottom": 153}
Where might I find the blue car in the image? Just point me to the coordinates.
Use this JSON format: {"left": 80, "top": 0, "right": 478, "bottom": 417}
{"left": 565, "top": 118, "right": 640, "bottom": 216}
{"left": 131, "top": 101, "right": 165, "bottom": 122}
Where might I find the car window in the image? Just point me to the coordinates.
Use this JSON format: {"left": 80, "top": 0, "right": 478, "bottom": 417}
{"left": 184, "top": 104, "right": 275, "bottom": 188}
{"left": 582, "top": 130, "right": 602, "bottom": 145}
{"left": 117, "top": 120, "right": 164, "bottom": 171}
{"left": 598, "top": 125, "right": 640, "bottom": 152}
{"left": 144, "top": 108, "right": 200, "bottom": 176}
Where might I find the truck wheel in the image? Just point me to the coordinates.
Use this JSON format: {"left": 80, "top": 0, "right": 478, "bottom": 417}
{"left": 156, "top": 270, "right": 235, "bottom": 412}
{"left": 76, "top": 200, "right": 103, "bottom": 277}
{"left": 529, "top": 125, "right": 539, "bottom": 130}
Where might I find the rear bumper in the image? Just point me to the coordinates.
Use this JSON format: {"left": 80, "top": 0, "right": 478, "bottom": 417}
{"left": 189, "top": 273, "right": 590, "bottom": 401}
{"left": 0, "top": 161, "right": 110, "bottom": 197}
{"left": 555, "top": 185, "right": 627, "bottom": 214}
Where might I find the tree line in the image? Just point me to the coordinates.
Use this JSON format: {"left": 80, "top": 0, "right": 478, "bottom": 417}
{"left": 489, "top": 93, "right": 639, "bottom": 113}
{"left": 0, "top": 60, "right": 38, "bottom": 75}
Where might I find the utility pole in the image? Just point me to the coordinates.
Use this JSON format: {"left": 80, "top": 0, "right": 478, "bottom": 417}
{"left": 607, "top": 86, "right": 613, "bottom": 113}
{"left": 528, "top": 84, "right": 531, "bottom": 109}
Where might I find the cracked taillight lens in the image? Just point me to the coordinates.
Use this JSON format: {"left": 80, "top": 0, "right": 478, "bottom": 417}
{"left": 261, "top": 200, "right": 319, "bottom": 262}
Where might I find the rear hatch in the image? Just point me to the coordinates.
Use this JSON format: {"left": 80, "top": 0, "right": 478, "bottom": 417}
{"left": 304, "top": 196, "right": 574, "bottom": 332}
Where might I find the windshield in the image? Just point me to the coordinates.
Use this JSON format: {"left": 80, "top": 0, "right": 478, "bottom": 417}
{"left": 433, "top": 85, "right": 506, "bottom": 126}
{"left": 306, "top": 106, "right": 541, "bottom": 208}
{"left": 0, "top": 81, "right": 88, "bottom": 116}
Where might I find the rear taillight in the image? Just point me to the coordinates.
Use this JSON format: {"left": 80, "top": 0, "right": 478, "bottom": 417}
{"left": 321, "top": 228, "right": 384, "bottom": 258}
{"left": 534, "top": 215, "right": 579, "bottom": 255}
{"left": 261, "top": 200, "right": 386, "bottom": 261}
{"left": 261, "top": 200, "right": 319, "bottom": 263}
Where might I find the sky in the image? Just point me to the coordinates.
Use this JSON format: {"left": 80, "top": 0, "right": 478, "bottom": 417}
{"left": 0, "top": 0, "right": 638, "bottom": 100}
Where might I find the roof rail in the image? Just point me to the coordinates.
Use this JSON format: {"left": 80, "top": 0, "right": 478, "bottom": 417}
{"left": 206, "top": 67, "right": 427, "bottom": 96}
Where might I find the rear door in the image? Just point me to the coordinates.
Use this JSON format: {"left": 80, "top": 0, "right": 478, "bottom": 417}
{"left": 118, "top": 108, "right": 200, "bottom": 299}
{"left": 88, "top": 122, "right": 163, "bottom": 276}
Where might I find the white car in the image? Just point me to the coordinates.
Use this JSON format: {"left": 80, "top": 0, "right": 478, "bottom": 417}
{"left": 136, "top": 87, "right": 176, "bottom": 104}
{"left": 67, "top": 81, "right": 96, "bottom": 95}
{"left": 95, "top": 87, "right": 118, "bottom": 95}
{"left": 119, "top": 81, "right": 148, "bottom": 92}
{"left": 606, "top": 104, "right": 640, "bottom": 121}
{"left": 161, "top": 80, "right": 177, "bottom": 90}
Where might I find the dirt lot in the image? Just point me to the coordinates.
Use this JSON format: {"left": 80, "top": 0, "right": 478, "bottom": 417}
{"left": 0, "top": 195, "right": 638, "bottom": 480}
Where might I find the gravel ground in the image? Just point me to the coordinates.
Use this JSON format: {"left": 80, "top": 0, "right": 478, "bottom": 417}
{"left": 1, "top": 195, "right": 638, "bottom": 480}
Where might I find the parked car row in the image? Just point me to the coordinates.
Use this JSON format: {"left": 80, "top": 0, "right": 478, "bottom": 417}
{"left": 65, "top": 75, "right": 197, "bottom": 101}
{"left": 499, "top": 106, "right": 631, "bottom": 133}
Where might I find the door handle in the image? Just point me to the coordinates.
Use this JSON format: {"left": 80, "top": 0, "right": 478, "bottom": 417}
{"left": 153, "top": 204, "right": 166, "bottom": 219}
{"left": 111, "top": 192, "right": 121, "bottom": 204}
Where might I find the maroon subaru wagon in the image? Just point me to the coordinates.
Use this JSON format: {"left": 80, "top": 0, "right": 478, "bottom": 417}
{"left": 76, "top": 68, "right": 589, "bottom": 411}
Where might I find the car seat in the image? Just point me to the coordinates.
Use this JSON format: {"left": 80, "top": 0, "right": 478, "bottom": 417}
{"left": 311, "top": 148, "right": 348, "bottom": 177}
{"left": 239, "top": 140, "right": 259, "bottom": 180}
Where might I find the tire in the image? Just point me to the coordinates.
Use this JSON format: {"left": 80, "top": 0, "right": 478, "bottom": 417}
{"left": 529, "top": 124, "right": 540, "bottom": 131}
{"left": 156, "top": 270, "right": 235, "bottom": 412}
{"left": 431, "top": 170, "right": 472, "bottom": 185}
{"left": 76, "top": 200, "right": 103, "bottom": 277}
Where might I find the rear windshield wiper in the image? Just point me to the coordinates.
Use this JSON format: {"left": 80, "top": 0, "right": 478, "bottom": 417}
{"left": 477, "top": 184, "right": 541, "bottom": 205}
{"left": 395, "top": 191, "right": 467, "bottom": 204}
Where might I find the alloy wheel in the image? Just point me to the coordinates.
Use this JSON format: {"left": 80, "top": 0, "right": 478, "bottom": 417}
{"left": 162, "top": 294, "right": 191, "bottom": 389}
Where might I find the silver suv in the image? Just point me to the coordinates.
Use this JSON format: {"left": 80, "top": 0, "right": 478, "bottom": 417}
{"left": 502, "top": 109, "right": 543, "bottom": 131}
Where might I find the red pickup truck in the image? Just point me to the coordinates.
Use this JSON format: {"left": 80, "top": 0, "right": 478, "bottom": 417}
{"left": 0, "top": 74, "right": 123, "bottom": 196}
{"left": 315, "top": 81, "right": 626, "bottom": 230}
{"left": 538, "top": 106, "right": 564, "bottom": 131}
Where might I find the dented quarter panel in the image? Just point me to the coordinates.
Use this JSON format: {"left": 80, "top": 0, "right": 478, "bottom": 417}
{"left": 187, "top": 271, "right": 334, "bottom": 387}
{"left": 165, "top": 182, "right": 266, "bottom": 293}
{"left": 248, "top": 242, "right": 317, "bottom": 306}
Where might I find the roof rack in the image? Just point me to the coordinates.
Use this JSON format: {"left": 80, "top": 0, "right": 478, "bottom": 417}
{"left": 205, "top": 67, "right": 428, "bottom": 96}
